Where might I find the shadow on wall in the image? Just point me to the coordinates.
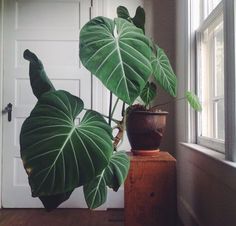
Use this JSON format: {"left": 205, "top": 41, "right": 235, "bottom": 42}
{"left": 143, "top": 0, "right": 176, "bottom": 155}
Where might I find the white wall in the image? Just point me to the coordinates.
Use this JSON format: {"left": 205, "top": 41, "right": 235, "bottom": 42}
{"left": 176, "top": 0, "right": 236, "bottom": 225}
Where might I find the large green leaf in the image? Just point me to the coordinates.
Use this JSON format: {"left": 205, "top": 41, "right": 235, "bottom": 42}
{"left": 20, "top": 90, "right": 113, "bottom": 198}
{"left": 23, "top": 49, "right": 55, "bottom": 99}
{"left": 140, "top": 82, "right": 157, "bottom": 106}
{"left": 83, "top": 152, "right": 130, "bottom": 209}
{"left": 186, "top": 91, "right": 202, "bottom": 111}
{"left": 79, "top": 16, "right": 152, "bottom": 105}
{"left": 117, "top": 6, "right": 145, "bottom": 33}
{"left": 151, "top": 45, "right": 177, "bottom": 97}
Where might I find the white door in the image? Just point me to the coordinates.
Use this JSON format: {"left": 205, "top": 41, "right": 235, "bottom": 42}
{"left": 2, "top": 0, "right": 93, "bottom": 208}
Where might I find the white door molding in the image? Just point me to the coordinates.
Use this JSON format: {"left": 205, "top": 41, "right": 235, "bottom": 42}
{"left": 0, "top": 0, "right": 4, "bottom": 208}
{"left": 91, "top": 0, "right": 109, "bottom": 115}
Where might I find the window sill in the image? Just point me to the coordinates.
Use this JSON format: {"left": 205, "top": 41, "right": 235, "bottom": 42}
{"left": 180, "top": 142, "right": 236, "bottom": 168}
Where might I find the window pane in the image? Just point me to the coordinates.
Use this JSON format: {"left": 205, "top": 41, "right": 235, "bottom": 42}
{"left": 210, "top": 0, "right": 221, "bottom": 12}
{"left": 201, "top": 0, "right": 222, "bottom": 19}
{"left": 214, "top": 23, "right": 224, "bottom": 97}
{"left": 215, "top": 100, "right": 225, "bottom": 140}
{"left": 198, "top": 15, "right": 224, "bottom": 141}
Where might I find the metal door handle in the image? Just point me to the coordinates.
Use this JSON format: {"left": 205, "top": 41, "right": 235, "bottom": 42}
{"left": 3, "top": 103, "right": 13, "bottom": 122}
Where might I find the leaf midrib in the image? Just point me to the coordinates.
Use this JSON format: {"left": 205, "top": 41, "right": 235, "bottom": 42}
{"left": 114, "top": 29, "right": 130, "bottom": 102}
{"left": 90, "top": 170, "right": 105, "bottom": 208}
{"left": 35, "top": 126, "right": 77, "bottom": 193}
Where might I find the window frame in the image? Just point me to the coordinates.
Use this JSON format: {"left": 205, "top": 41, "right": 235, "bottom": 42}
{"left": 189, "top": 0, "right": 236, "bottom": 160}
{"left": 195, "top": 1, "right": 225, "bottom": 153}
{"left": 224, "top": 0, "right": 236, "bottom": 161}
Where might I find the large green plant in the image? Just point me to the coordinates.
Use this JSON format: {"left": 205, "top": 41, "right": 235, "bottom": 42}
{"left": 20, "top": 6, "right": 201, "bottom": 211}
{"left": 21, "top": 50, "right": 129, "bottom": 211}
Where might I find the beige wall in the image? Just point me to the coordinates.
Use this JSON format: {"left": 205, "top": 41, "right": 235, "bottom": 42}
{"left": 144, "top": 0, "right": 176, "bottom": 155}
{"left": 178, "top": 145, "right": 236, "bottom": 226}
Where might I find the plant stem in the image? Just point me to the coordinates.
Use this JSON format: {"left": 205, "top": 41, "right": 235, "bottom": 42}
{"left": 150, "top": 96, "right": 186, "bottom": 110}
{"left": 108, "top": 91, "right": 113, "bottom": 125}
{"left": 121, "top": 102, "right": 126, "bottom": 117}
{"left": 113, "top": 119, "right": 124, "bottom": 150}
{"left": 83, "top": 108, "right": 120, "bottom": 124}
{"left": 111, "top": 97, "right": 119, "bottom": 119}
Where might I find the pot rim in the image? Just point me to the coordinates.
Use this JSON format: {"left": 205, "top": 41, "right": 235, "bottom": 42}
{"left": 128, "top": 110, "right": 168, "bottom": 115}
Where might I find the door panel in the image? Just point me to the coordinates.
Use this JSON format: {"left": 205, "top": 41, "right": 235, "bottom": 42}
{"left": 2, "top": 0, "right": 92, "bottom": 208}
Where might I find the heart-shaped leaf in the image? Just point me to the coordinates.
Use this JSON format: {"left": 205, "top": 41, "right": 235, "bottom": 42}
{"left": 140, "top": 82, "right": 157, "bottom": 106}
{"left": 83, "top": 152, "right": 130, "bottom": 209}
{"left": 151, "top": 45, "right": 177, "bottom": 97}
{"left": 79, "top": 17, "right": 152, "bottom": 105}
{"left": 20, "top": 90, "right": 113, "bottom": 197}
{"left": 186, "top": 91, "right": 202, "bottom": 111}
{"left": 23, "top": 49, "right": 55, "bottom": 99}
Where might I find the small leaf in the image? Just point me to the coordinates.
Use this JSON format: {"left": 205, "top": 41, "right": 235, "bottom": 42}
{"left": 117, "top": 6, "right": 131, "bottom": 21}
{"left": 83, "top": 152, "right": 130, "bottom": 209}
{"left": 23, "top": 49, "right": 55, "bottom": 99}
{"left": 140, "top": 82, "right": 157, "bottom": 106}
{"left": 117, "top": 6, "right": 145, "bottom": 33}
{"left": 132, "top": 6, "right": 145, "bottom": 33}
{"left": 186, "top": 91, "right": 202, "bottom": 111}
{"left": 151, "top": 45, "right": 177, "bottom": 97}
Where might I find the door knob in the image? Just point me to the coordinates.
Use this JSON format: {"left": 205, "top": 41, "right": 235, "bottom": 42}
{"left": 3, "top": 103, "right": 13, "bottom": 122}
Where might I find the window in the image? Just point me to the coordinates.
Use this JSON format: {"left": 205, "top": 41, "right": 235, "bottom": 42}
{"left": 195, "top": 1, "right": 225, "bottom": 152}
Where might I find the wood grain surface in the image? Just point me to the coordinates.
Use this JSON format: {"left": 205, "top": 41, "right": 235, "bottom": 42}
{"left": 125, "top": 152, "right": 177, "bottom": 226}
{"left": 0, "top": 209, "right": 123, "bottom": 226}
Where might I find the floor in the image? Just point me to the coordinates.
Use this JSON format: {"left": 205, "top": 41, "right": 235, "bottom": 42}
{"left": 0, "top": 209, "right": 184, "bottom": 226}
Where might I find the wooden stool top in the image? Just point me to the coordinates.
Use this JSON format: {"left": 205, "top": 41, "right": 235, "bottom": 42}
{"left": 127, "top": 151, "right": 176, "bottom": 162}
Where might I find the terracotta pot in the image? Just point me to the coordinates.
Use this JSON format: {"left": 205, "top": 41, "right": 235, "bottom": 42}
{"left": 126, "top": 110, "right": 168, "bottom": 155}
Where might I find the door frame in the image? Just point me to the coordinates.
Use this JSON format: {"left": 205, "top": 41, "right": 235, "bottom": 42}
{"left": 0, "top": 0, "right": 4, "bottom": 209}
{"left": 91, "top": 0, "right": 110, "bottom": 114}
{"left": 0, "top": 0, "right": 110, "bottom": 208}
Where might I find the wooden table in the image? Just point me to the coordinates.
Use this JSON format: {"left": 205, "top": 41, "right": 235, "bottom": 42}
{"left": 124, "top": 152, "right": 176, "bottom": 226}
